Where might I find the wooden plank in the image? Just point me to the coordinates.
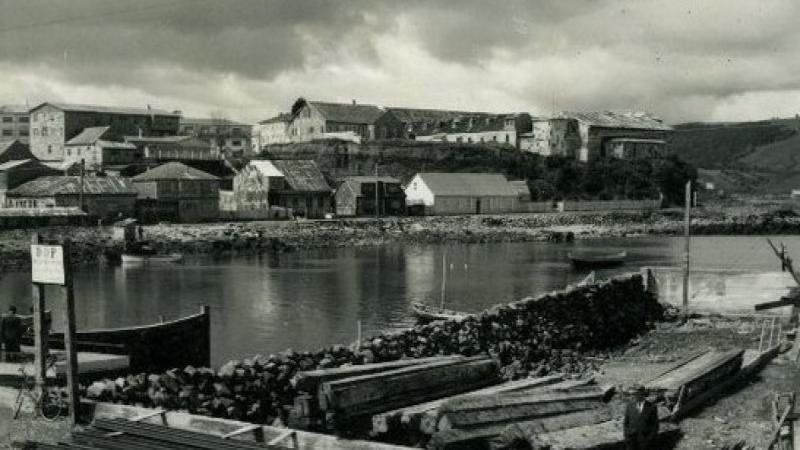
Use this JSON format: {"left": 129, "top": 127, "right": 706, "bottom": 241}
{"left": 293, "top": 356, "right": 465, "bottom": 393}
{"left": 437, "top": 388, "right": 611, "bottom": 431}
{"left": 324, "top": 358, "right": 499, "bottom": 419}
{"left": 370, "top": 374, "right": 563, "bottom": 436}
{"left": 498, "top": 408, "right": 615, "bottom": 447}
{"left": 647, "top": 349, "right": 743, "bottom": 391}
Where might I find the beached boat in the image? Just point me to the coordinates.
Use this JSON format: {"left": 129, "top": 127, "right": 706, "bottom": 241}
{"left": 121, "top": 252, "right": 183, "bottom": 264}
{"left": 410, "top": 302, "right": 468, "bottom": 322}
{"left": 20, "top": 306, "right": 209, "bottom": 373}
{"left": 567, "top": 251, "right": 627, "bottom": 269}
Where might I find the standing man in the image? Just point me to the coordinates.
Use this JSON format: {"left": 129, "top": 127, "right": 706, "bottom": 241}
{"left": 1, "top": 306, "right": 22, "bottom": 362}
{"left": 623, "top": 384, "right": 659, "bottom": 450}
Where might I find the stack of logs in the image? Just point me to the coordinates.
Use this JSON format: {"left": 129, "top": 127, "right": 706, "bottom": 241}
{"left": 83, "top": 273, "right": 662, "bottom": 432}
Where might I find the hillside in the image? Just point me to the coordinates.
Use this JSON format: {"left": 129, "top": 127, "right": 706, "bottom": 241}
{"left": 671, "top": 118, "right": 800, "bottom": 170}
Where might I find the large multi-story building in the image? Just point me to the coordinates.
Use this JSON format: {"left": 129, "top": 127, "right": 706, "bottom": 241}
{"left": 559, "top": 111, "right": 673, "bottom": 162}
{"left": 251, "top": 113, "right": 291, "bottom": 152}
{"left": 0, "top": 105, "right": 30, "bottom": 144}
{"left": 519, "top": 117, "right": 582, "bottom": 158}
{"left": 179, "top": 117, "right": 252, "bottom": 156}
{"left": 287, "top": 98, "right": 385, "bottom": 143}
{"left": 28, "top": 102, "right": 180, "bottom": 162}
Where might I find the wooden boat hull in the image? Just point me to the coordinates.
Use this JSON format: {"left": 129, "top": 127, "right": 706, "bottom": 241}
{"left": 21, "top": 306, "right": 210, "bottom": 373}
{"left": 411, "top": 302, "right": 468, "bottom": 322}
{"left": 121, "top": 253, "right": 183, "bottom": 264}
{"left": 568, "top": 251, "right": 626, "bottom": 269}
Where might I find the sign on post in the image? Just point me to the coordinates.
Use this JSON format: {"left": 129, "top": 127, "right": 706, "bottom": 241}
{"left": 31, "top": 244, "right": 66, "bottom": 285}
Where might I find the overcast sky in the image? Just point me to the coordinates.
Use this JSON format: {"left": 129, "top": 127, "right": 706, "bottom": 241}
{"left": 1, "top": 0, "right": 799, "bottom": 124}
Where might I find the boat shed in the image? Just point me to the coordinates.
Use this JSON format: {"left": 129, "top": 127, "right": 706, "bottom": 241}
{"left": 404, "top": 172, "right": 518, "bottom": 215}
{"left": 132, "top": 162, "right": 220, "bottom": 223}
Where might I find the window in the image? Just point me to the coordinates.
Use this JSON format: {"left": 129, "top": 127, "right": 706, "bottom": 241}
{"left": 1, "top": 116, "right": 11, "bottom": 123}
{"left": 467, "top": 137, "right": 473, "bottom": 143}
{"left": 33, "top": 128, "right": 39, "bottom": 136}
{"left": 232, "top": 140, "right": 241, "bottom": 146}
{"left": 505, "top": 134, "right": 510, "bottom": 143}
{"left": 47, "top": 145, "right": 52, "bottom": 154}
{"left": 41, "top": 127, "right": 48, "bottom": 136}
{"left": 20, "top": 129, "right": 29, "bottom": 136}
{"left": 492, "top": 135, "right": 497, "bottom": 142}
{"left": 66, "top": 148, "right": 71, "bottom": 156}
{"left": 309, "top": 126, "right": 314, "bottom": 134}
{"left": 1, "top": 130, "right": 11, "bottom": 136}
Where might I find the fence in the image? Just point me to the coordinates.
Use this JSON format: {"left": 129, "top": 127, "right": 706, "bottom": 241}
{"left": 558, "top": 199, "right": 662, "bottom": 212}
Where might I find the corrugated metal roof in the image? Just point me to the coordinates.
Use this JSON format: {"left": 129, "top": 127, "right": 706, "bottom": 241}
{"left": 268, "top": 159, "right": 331, "bottom": 192}
{"left": 0, "top": 140, "right": 34, "bottom": 163}
{"left": 386, "top": 107, "right": 490, "bottom": 123}
{"left": 9, "top": 176, "right": 137, "bottom": 196}
{"left": 341, "top": 176, "right": 401, "bottom": 196}
{"left": 558, "top": 111, "right": 673, "bottom": 131}
{"left": 180, "top": 117, "right": 251, "bottom": 127}
{"left": 310, "top": 101, "right": 384, "bottom": 125}
{"left": 66, "top": 126, "right": 111, "bottom": 145}
{"left": 606, "top": 138, "right": 667, "bottom": 144}
{"left": 415, "top": 173, "right": 518, "bottom": 197}
{"left": 132, "top": 162, "right": 218, "bottom": 181}
{"left": 30, "top": 102, "right": 178, "bottom": 117}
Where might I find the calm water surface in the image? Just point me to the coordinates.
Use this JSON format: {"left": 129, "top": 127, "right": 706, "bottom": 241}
{"left": 0, "top": 235, "right": 793, "bottom": 366}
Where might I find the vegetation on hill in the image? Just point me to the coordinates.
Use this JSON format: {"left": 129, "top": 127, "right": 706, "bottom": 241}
{"left": 261, "top": 140, "right": 697, "bottom": 206}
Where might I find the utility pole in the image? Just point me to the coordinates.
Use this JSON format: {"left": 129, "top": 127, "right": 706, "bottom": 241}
{"left": 375, "top": 164, "right": 380, "bottom": 220}
{"left": 682, "top": 180, "right": 691, "bottom": 320}
{"left": 79, "top": 159, "right": 85, "bottom": 213}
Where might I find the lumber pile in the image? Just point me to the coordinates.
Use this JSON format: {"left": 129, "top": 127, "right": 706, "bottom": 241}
{"left": 646, "top": 348, "right": 743, "bottom": 412}
{"left": 290, "top": 355, "right": 500, "bottom": 433}
{"left": 426, "top": 382, "right": 615, "bottom": 450}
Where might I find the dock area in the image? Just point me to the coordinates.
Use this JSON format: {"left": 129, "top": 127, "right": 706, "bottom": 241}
{"left": 0, "top": 346, "right": 129, "bottom": 387}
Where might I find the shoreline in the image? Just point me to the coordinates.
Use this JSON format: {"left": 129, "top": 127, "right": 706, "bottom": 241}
{"left": 1, "top": 209, "right": 800, "bottom": 272}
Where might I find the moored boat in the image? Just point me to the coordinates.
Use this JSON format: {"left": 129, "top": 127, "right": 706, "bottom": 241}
{"left": 121, "top": 252, "right": 183, "bottom": 264}
{"left": 20, "top": 306, "right": 210, "bottom": 373}
{"left": 411, "top": 302, "right": 469, "bottom": 322}
{"left": 567, "top": 251, "right": 627, "bottom": 269}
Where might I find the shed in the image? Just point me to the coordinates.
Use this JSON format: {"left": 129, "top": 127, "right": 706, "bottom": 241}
{"left": 132, "top": 162, "right": 220, "bottom": 223}
{"left": 404, "top": 172, "right": 518, "bottom": 215}
{"left": 335, "top": 176, "right": 405, "bottom": 217}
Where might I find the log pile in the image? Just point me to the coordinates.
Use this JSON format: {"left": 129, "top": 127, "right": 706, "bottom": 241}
{"left": 81, "top": 273, "right": 661, "bottom": 435}
{"left": 424, "top": 381, "right": 615, "bottom": 450}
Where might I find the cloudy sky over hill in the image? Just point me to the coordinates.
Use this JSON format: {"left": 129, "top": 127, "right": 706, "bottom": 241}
{"left": 1, "top": 0, "right": 798, "bottom": 123}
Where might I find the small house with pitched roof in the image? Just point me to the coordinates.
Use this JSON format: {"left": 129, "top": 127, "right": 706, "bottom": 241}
{"left": 335, "top": 176, "right": 405, "bottom": 217}
{"left": 132, "top": 162, "right": 220, "bottom": 222}
{"left": 64, "top": 126, "right": 140, "bottom": 173}
{"left": 6, "top": 175, "right": 137, "bottom": 219}
{"left": 287, "top": 98, "right": 385, "bottom": 143}
{"left": 233, "top": 159, "right": 332, "bottom": 218}
{"left": 404, "top": 172, "right": 518, "bottom": 215}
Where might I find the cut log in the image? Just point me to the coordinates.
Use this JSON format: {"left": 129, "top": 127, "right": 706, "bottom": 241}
{"left": 292, "top": 355, "right": 465, "bottom": 393}
{"left": 428, "top": 408, "right": 615, "bottom": 450}
{"left": 371, "top": 374, "right": 564, "bottom": 436}
{"left": 647, "top": 349, "right": 743, "bottom": 393}
{"left": 436, "top": 388, "right": 612, "bottom": 431}
{"left": 322, "top": 357, "right": 498, "bottom": 420}
{"left": 533, "top": 419, "right": 680, "bottom": 450}
{"left": 498, "top": 408, "right": 615, "bottom": 448}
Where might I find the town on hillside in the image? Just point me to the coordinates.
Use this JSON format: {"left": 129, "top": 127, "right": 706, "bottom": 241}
{"left": 0, "top": 99, "right": 675, "bottom": 224}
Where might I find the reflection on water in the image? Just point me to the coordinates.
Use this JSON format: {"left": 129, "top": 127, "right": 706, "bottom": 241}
{"left": 0, "top": 235, "right": 793, "bottom": 366}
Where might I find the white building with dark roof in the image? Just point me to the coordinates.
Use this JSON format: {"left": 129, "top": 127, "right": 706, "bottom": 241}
{"left": 404, "top": 172, "right": 518, "bottom": 215}
{"left": 63, "top": 126, "right": 140, "bottom": 173}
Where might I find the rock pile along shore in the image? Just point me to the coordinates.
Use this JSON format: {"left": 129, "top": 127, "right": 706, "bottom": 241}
{"left": 2, "top": 209, "right": 800, "bottom": 271}
{"left": 83, "top": 273, "right": 664, "bottom": 429}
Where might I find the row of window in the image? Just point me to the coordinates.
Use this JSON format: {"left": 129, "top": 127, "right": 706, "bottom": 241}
{"left": 1, "top": 129, "right": 28, "bottom": 136}
{"left": 2, "top": 116, "right": 28, "bottom": 123}
{"left": 453, "top": 134, "right": 511, "bottom": 144}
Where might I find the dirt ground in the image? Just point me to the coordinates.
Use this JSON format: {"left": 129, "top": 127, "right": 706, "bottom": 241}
{"left": 0, "top": 387, "right": 73, "bottom": 449}
{"left": 597, "top": 316, "right": 798, "bottom": 450}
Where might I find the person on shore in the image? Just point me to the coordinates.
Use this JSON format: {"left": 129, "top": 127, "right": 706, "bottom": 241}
{"left": 623, "top": 384, "right": 658, "bottom": 450}
{"left": 1, "top": 305, "right": 22, "bottom": 362}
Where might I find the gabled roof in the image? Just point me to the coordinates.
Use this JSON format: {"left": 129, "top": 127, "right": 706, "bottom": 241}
{"left": 0, "top": 159, "right": 34, "bottom": 171}
{"left": 132, "top": 162, "right": 218, "bottom": 181}
{"left": 66, "top": 126, "right": 111, "bottom": 145}
{"left": 413, "top": 173, "right": 518, "bottom": 197}
{"left": 30, "top": 102, "right": 178, "bottom": 117}
{"left": 340, "top": 176, "right": 402, "bottom": 196}
{"left": 0, "top": 140, "right": 35, "bottom": 163}
{"left": 558, "top": 111, "right": 673, "bottom": 131}
{"left": 8, "top": 176, "right": 137, "bottom": 197}
{"left": 180, "top": 117, "right": 251, "bottom": 127}
{"left": 0, "top": 104, "right": 29, "bottom": 114}
{"left": 308, "top": 101, "right": 384, "bottom": 125}
{"left": 252, "top": 159, "right": 331, "bottom": 192}
{"left": 258, "top": 113, "right": 292, "bottom": 124}
{"left": 246, "top": 160, "right": 284, "bottom": 177}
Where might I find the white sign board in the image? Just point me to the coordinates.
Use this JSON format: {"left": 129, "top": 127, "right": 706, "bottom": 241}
{"left": 31, "top": 244, "right": 65, "bottom": 285}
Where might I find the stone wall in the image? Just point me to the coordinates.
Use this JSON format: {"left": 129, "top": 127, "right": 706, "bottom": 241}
{"left": 83, "top": 273, "right": 662, "bottom": 425}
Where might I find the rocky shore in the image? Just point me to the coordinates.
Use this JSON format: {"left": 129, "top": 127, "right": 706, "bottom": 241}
{"left": 2, "top": 208, "right": 800, "bottom": 271}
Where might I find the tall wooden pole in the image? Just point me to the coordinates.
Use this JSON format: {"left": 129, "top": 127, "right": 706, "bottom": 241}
{"left": 440, "top": 249, "right": 447, "bottom": 309}
{"left": 31, "top": 233, "right": 48, "bottom": 395}
{"left": 79, "top": 159, "right": 85, "bottom": 213}
{"left": 682, "top": 181, "right": 692, "bottom": 319}
{"left": 62, "top": 239, "right": 80, "bottom": 425}
{"left": 374, "top": 164, "right": 380, "bottom": 220}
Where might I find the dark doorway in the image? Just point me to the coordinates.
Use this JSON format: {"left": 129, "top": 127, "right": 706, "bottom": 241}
{"left": 475, "top": 198, "right": 481, "bottom": 214}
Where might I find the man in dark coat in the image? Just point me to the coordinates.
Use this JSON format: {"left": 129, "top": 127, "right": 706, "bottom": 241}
{"left": 623, "top": 384, "right": 659, "bottom": 450}
{"left": 1, "top": 305, "right": 22, "bottom": 361}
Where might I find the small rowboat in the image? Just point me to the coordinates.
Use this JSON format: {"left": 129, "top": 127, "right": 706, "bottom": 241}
{"left": 567, "top": 251, "right": 626, "bottom": 269}
{"left": 411, "top": 302, "right": 469, "bottom": 322}
{"left": 121, "top": 252, "right": 183, "bottom": 264}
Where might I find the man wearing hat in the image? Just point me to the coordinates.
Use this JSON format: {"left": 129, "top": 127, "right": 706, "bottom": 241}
{"left": 623, "top": 384, "right": 658, "bottom": 450}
